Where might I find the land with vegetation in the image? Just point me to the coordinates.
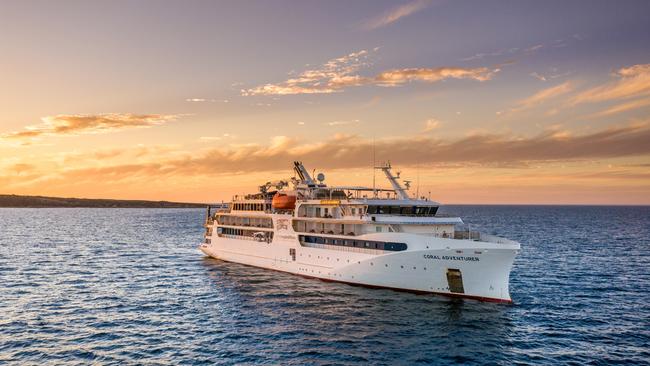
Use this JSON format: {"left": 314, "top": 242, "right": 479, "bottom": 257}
{"left": 0, "top": 194, "right": 206, "bottom": 208}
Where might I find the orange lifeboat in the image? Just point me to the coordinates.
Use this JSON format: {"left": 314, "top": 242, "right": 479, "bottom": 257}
{"left": 272, "top": 192, "right": 296, "bottom": 210}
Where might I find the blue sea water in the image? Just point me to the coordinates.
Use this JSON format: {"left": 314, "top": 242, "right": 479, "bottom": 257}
{"left": 0, "top": 206, "right": 649, "bottom": 365}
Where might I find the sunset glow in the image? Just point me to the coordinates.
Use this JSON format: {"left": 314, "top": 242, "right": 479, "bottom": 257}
{"left": 1, "top": 1, "right": 649, "bottom": 204}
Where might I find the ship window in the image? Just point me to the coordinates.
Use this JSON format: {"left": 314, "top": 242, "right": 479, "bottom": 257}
{"left": 324, "top": 208, "right": 329, "bottom": 216}
{"left": 376, "top": 226, "right": 382, "bottom": 232}
{"left": 351, "top": 208, "right": 356, "bottom": 215}
{"left": 402, "top": 206, "right": 413, "bottom": 215}
{"left": 390, "top": 206, "right": 400, "bottom": 214}
{"left": 367, "top": 206, "right": 377, "bottom": 214}
{"left": 316, "top": 207, "right": 321, "bottom": 217}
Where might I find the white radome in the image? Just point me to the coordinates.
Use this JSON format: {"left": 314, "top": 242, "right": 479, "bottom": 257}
{"left": 200, "top": 161, "right": 520, "bottom": 303}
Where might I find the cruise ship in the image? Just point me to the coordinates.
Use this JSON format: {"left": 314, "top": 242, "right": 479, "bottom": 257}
{"left": 200, "top": 162, "right": 520, "bottom": 303}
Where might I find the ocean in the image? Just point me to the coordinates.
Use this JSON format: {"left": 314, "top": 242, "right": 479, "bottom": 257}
{"left": 1, "top": 206, "right": 648, "bottom": 365}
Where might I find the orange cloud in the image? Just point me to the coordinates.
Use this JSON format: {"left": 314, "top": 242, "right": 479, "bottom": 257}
{"left": 242, "top": 49, "right": 495, "bottom": 96}
{"left": 511, "top": 81, "right": 573, "bottom": 112}
{"left": 423, "top": 118, "right": 441, "bottom": 132}
{"left": 2, "top": 113, "right": 179, "bottom": 140}
{"left": 592, "top": 97, "right": 650, "bottom": 117}
{"left": 374, "top": 67, "right": 495, "bottom": 86}
{"left": 23, "top": 123, "right": 650, "bottom": 184}
{"left": 570, "top": 63, "right": 650, "bottom": 105}
{"left": 362, "top": 0, "right": 432, "bottom": 30}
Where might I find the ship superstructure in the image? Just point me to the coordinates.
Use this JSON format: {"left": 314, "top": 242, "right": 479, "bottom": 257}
{"left": 200, "top": 162, "right": 520, "bottom": 303}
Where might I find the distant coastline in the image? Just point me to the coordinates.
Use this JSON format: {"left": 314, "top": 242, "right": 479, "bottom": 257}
{"left": 0, "top": 194, "right": 206, "bottom": 208}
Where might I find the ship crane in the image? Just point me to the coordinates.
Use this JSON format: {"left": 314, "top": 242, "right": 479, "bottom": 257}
{"left": 376, "top": 161, "right": 411, "bottom": 200}
{"left": 259, "top": 180, "right": 288, "bottom": 193}
{"left": 293, "top": 161, "right": 316, "bottom": 186}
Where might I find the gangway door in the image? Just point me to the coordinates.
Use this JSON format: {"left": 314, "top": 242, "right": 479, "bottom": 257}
{"left": 446, "top": 269, "right": 465, "bottom": 293}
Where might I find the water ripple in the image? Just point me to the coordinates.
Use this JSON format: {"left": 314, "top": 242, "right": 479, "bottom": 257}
{"left": 0, "top": 206, "right": 649, "bottom": 364}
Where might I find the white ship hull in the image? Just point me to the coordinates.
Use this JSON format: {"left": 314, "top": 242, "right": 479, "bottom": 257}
{"left": 200, "top": 216, "right": 519, "bottom": 303}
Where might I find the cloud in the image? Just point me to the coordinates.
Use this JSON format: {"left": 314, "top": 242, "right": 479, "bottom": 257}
{"left": 530, "top": 69, "right": 572, "bottom": 82}
{"left": 530, "top": 72, "right": 547, "bottom": 81}
{"left": 460, "top": 36, "right": 582, "bottom": 63}
{"left": 570, "top": 63, "right": 650, "bottom": 105}
{"left": 592, "top": 97, "right": 650, "bottom": 117}
{"left": 186, "top": 98, "right": 229, "bottom": 103}
{"left": 374, "top": 67, "right": 496, "bottom": 86}
{"left": 242, "top": 49, "right": 496, "bottom": 96}
{"left": 524, "top": 44, "right": 543, "bottom": 54}
{"left": 242, "top": 49, "right": 373, "bottom": 96}
{"left": 423, "top": 118, "right": 441, "bottom": 132}
{"left": 2, "top": 113, "right": 179, "bottom": 140}
{"left": 199, "top": 136, "right": 222, "bottom": 142}
{"left": 362, "top": 0, "right": 431, "bottom": 30}
{"left": 30, "top": 123, "right": 650, "bottom": 184}
{"left": 327, "top": 119, "right": 360, "bottom": 126}
{"left": 511, "top": 81, "right": 573, "bottom": 112}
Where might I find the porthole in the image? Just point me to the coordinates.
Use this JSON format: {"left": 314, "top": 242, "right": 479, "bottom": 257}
{"left": 370, "top": 262, "right": 374, "bottom": 266}
{"left": 400, "top": 265, "right": 404, "bottom": 269}
{"left": 385, "top": 264, "right": 388, "bottom": 267}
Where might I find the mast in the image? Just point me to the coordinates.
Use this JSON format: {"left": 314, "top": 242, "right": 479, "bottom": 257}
{"left": 376, "top": 162, "right": 411, "bottom": 200}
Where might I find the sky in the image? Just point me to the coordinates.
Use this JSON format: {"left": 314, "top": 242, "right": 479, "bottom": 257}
{"left": 1, "top": 0, "right": 650, "bottom": 204}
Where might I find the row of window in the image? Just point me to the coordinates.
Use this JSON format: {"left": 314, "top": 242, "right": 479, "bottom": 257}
{"left": 218, "top": 227, "right": 274, "bottom": 242}
{"left": 232, "top": 202, "right": 271, "bottom": 211}
{"left": 216, "top": 215, "right": 273, "bottom": 228}
{"left": 366, "top": 205, "right": 438, "bottom": 216}
{"left": 299, "top": 235, "right": 407, "bottom": 251}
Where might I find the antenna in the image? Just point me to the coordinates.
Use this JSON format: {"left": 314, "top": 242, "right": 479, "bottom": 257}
{"left": 416, "top": 159, "right": 420, "bottom": 199}
{"left": 372, "top": 136, "right": 376, "bottom": 198}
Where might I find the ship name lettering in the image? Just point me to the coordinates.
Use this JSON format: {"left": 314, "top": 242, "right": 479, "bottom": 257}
{"left": 423, "top": 254, "right": 479, "bottom": 262}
